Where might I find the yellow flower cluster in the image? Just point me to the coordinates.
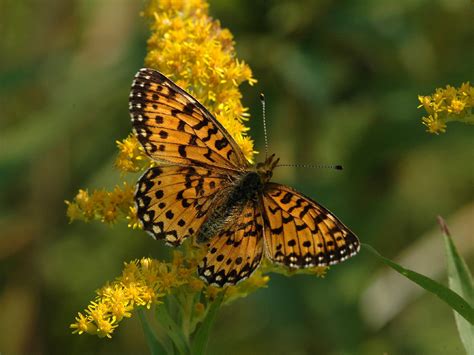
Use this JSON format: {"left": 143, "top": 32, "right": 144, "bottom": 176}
{"left": 142, "top": 0, "right": 257, "bottom": 162}
{"left": 114, "top": 134, "right": 150, "bottom": 173}
{"left": 66, "top": 182, "right": 135, "bottom": 225}
{"left": 71, "top": 251, "right": 270, "bottom": 338}
{"left": 71, "top": 257, "right": 166, "bottom": 338}
{"left": 418, "top": 82, "right": 474, "bottom": 134}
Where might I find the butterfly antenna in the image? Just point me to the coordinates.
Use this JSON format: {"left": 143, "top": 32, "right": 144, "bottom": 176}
{"left": 260, "top": 93, "right": 269, "bottom": 160}
{"left": 276, "top": 163, "right": 344, "bottom": 170}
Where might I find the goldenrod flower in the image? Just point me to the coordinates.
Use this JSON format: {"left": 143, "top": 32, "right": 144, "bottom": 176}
{"left": 143, "top": 0, "right": 257, "bottom": 163}
{"left": 65, "top": 182, "right": 135, "bottom": 225}
{"left": 70, "top": 312, "right": 97, "bottom": 335}
{"left": 71, "top": 258, "right": 166, "bottom": 337}
{"left": 418, "top": 82, "right": 474, "bottom": 134}
{"left": 114, "top": 134, "right": 150, "bottom": 172}
{"left": 71, "top": 252, "right": 269, "bottom": 338}
{"left": 126, "top": 206, "right": 141, "bottom": 229}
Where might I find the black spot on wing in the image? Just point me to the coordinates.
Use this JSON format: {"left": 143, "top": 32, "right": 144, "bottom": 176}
{"left": 215, "top": 138, "right": 228, "bottom": 150}
{"left": 178, "top": 145, "right": 187, "bottom": 158}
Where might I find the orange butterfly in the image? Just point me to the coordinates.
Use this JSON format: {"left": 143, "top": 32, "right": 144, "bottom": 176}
{"left": 130, "top": 68, "right": 360, "bottom": 287}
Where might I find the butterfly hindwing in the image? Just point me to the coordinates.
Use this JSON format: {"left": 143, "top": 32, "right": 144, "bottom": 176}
{"left": 198, "top": 199, "right": 264, "bottom": 286}
{"left": 262, "top": 183, "right": 360, "bottom": 268}
{"left": 135, "top": 165, "right": 231, "bottom": 246}
{"left": 130, "top": 68, "right": 248, "bottom": 170}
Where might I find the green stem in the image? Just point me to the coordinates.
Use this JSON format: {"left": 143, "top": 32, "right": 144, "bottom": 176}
{"left": 179, "top": 292, "right": 193, "bottom": 342}
{"left": 155, "top": 299, "right": 191, "bottom": 355}
{"left": 191, "top": 290, "right": 226, "bottom": 355}
{"left": 138, "top": 308, "right": 173, "bottom": 355}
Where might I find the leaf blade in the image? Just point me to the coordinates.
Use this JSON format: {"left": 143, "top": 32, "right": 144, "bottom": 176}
{"left": 439, "top": 216, "right": 474, "bottom": 354}
{"left": 363, "top": 243, "right": 474, "bottom": 325}
{"left": 155, "top": 303, "right": 190, "bottom": 355}
{"left": 138, "top": 308, "right": 172, "bottom": 355}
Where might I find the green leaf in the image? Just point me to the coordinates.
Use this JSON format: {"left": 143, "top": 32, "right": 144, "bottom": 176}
{"left": 191, "top": 291, "right": 225, "bottom": 355}
{"left": 138, "top": 308, "right": 172, "bottom": 355}
{"left": 155, "top": 301, "right": 190, "bottom": 355}
{"left": 363, "top": 243, "right": 474, "bottom": 325}
{"left": 438, "top": 216, "right": 474, "bottom": 355}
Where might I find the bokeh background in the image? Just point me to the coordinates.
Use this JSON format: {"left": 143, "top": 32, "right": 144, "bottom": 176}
{"left": 1, "top": 0, "right": 473, "bottom": 354}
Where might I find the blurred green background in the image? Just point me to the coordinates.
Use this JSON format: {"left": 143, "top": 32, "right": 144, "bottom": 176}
{"left": 1, "top": 0, "right": 473, "bottom": 354}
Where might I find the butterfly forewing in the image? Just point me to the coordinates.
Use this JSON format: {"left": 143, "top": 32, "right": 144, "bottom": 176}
{"left": 135, "top": 165, "right": 232, "bottom": 245}
{"left": 129, "top": 68, "right": 248, "bottom": 170}
{"left": 198, "top": 199, "right": 264, "bottom": 286}
{"left": 262, "top": 183, "right": 360, "bottom": 268}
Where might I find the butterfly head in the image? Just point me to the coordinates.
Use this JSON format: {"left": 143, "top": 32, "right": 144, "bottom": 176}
{"left": 256, "top": 153, "right": 280, "bottom": 183}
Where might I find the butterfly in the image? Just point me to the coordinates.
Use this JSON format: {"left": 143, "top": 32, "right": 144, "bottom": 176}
{"left": 129, "top": 68, "right": 360, "bottom": 287}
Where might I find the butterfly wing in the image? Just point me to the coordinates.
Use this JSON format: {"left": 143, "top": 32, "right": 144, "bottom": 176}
{"left": 129, "top": 68, "right": 248, "bottom": 170}
{"left": 261, "top": 183, "right": 360, "bottom": 268}
{"left": 135, "top": 165, "right": 233, "bottom": 246}
{"left": 198, "top": 199, "right": 264, "bottom": 286}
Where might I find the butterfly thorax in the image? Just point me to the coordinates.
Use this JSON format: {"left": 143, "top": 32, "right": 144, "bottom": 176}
{"left": 196, "top": 154, "right": 280, "bottom": 244}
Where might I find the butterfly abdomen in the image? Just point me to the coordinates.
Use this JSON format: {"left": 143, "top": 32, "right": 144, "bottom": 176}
{"left": 196, "top": 171, "right": 263, "bottom": 243}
